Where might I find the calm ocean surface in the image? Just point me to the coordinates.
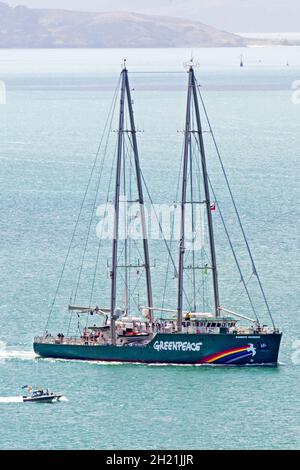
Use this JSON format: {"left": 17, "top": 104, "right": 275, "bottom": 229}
{"left": 0, "top": 47, "right": 299, "bottom": 450}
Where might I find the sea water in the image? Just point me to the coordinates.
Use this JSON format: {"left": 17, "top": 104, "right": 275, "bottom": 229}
{"left": 0, "top": 47, "right": 299, "bottom": 449}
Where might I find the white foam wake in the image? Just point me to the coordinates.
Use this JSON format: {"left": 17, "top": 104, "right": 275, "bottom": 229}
{"left": 0, "top": 349, "right": 37, "bottom": 361}
{"left": 0, "top": 396, "right": 23, "bottom": 403}
{"left": 0, "top": 395, "right": 68, "bottom": 403}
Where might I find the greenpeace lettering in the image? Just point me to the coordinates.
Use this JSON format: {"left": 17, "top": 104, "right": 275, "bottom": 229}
{"left": 153, "top": 340, "right": 202, "bottom": 352}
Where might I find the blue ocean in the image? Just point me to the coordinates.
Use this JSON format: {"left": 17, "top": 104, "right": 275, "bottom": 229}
{"left": 0, "top": 47, "right": 299, "bottom": 449}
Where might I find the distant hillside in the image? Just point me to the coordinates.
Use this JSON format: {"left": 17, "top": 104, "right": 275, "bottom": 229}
{"left": 0, "top": 2, "right": 246, "bottom": 48}
{"left": 239, "top": 32, "right": 300, "bottom": 46}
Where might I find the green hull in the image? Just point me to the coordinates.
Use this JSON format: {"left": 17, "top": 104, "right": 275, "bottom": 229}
{"left": 34, "top": 332, "right": 282, "bottom": 365}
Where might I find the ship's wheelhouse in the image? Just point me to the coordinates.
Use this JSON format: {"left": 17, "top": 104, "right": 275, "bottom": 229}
{"left": 182, "top": 316, "right": 237, "bottom": 334}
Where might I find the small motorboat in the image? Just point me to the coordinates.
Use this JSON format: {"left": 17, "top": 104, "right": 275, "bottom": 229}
{"left": 22, "top": 386, "right": 62, "bottom": 403}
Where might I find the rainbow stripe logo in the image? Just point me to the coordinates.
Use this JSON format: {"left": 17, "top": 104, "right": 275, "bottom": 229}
{"left": 199, "top": 344, "right": 256, "bottom": 364}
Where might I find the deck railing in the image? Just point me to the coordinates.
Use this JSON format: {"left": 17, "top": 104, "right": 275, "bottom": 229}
{"left": 34, "top": 336, "right": 85, "bottom": 345}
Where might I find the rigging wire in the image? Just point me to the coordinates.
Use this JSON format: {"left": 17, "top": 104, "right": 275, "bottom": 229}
{"left": 181, "top": 107, "right": 216, "bottom": 314}
{"left": 161, "top": 137, "right": 185, "bottom": 310}
{"left": 125, "top": 133, "right": 152, "bottom": 314}
{"left": 44, "top": 76, "right": 121, "bottom": 333}
{"left": 73, "top": 83, "right": 120, "bottom": 305}
{"left": 68, "top": 150, "right": 119, "bottom": 334}
{"left": 189, "top": 107, "right": 197, "bottom": 312}
{"left": 196, "top": 80, "right": 276, "bottom": 328}
{"left": 87, "top": 130, "right": 119, "bottom": 308}
{"left": 207, "top": 175, "right": 259, "bottom": 322}
{"left": 232, "top": 272, "right": 255, "bottom": 307}
{"left": 190, "top": 104, "right": 258, "bottom": 319}
{"left": 191, "top": 130, "right": 212, "bottom": 313}
{"left": 67, "top": 88, "right": 120, "bottom": 335}
{"left": 138, "top": 165, "right": 191, "bottom": 309}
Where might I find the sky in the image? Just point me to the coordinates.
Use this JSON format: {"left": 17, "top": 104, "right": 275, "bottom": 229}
{"left": 3, "top": 0, "right": 300, "bottom": 32}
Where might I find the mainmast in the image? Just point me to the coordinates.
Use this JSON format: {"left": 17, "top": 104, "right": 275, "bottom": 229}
{"left": 177, "top": 69, "right": 192, "bottom": 331}
{"left": 177, "top": 65, "right": 220, "bottom": 329}
{"left": 110, "top": 65, "right": 153, "bottom": 345}
{"left": 124, "top": 71, "right": 153, "bottom": 321}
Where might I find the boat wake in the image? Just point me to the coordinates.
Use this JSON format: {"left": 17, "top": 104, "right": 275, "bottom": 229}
{"left": 0, "top": 395, "right": 68, "bottom": 403}
{"left": 59, "top": 396, "right": 68, "bottom": 402}
{"left": 0, "top": 396, "right": 23, "bottom": 404}
{"left": 42, "top": 357, "right": 124, "bottom": 366}
{"left": 0, "top": 347, "right": 37, "bottom": 362}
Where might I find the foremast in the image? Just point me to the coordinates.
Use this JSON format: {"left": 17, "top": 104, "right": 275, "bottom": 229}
{"left": 110, "top": 65, "right": 153, "bottom": 345}
{"left": 177, "top": 65, "right": 220, "bottom": 331}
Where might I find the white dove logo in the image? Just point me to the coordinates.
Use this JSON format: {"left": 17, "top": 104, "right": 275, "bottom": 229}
{"left": 247, "top": 344, "right": 256, "bottom": 357}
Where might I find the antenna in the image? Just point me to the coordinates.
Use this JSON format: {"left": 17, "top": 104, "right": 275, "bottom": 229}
{"left": 183, "top": 57, "right": 200, "bottom": 71}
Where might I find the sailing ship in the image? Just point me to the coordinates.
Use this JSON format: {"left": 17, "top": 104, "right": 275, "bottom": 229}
{"left": 33, "top": 63, "right": 282, "bottom": 365}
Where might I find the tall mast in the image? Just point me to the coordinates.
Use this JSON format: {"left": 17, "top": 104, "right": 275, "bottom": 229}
{"left": 110, "top": 67, "right": 126, "bottom": 345}
{"left": 191, "top": 67, "right": 220, "bottom": 316}
{"left": 177, "top": 65, "right": 220, "bottom": 326}
{"left": 110, "top": 65, "right": 153, "bottom": 344}
{"left": 177, "top": 69, "right": 192, "bottom": 331}
{"left": 124, "top": 72, "right": 153, "bottom": 320}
